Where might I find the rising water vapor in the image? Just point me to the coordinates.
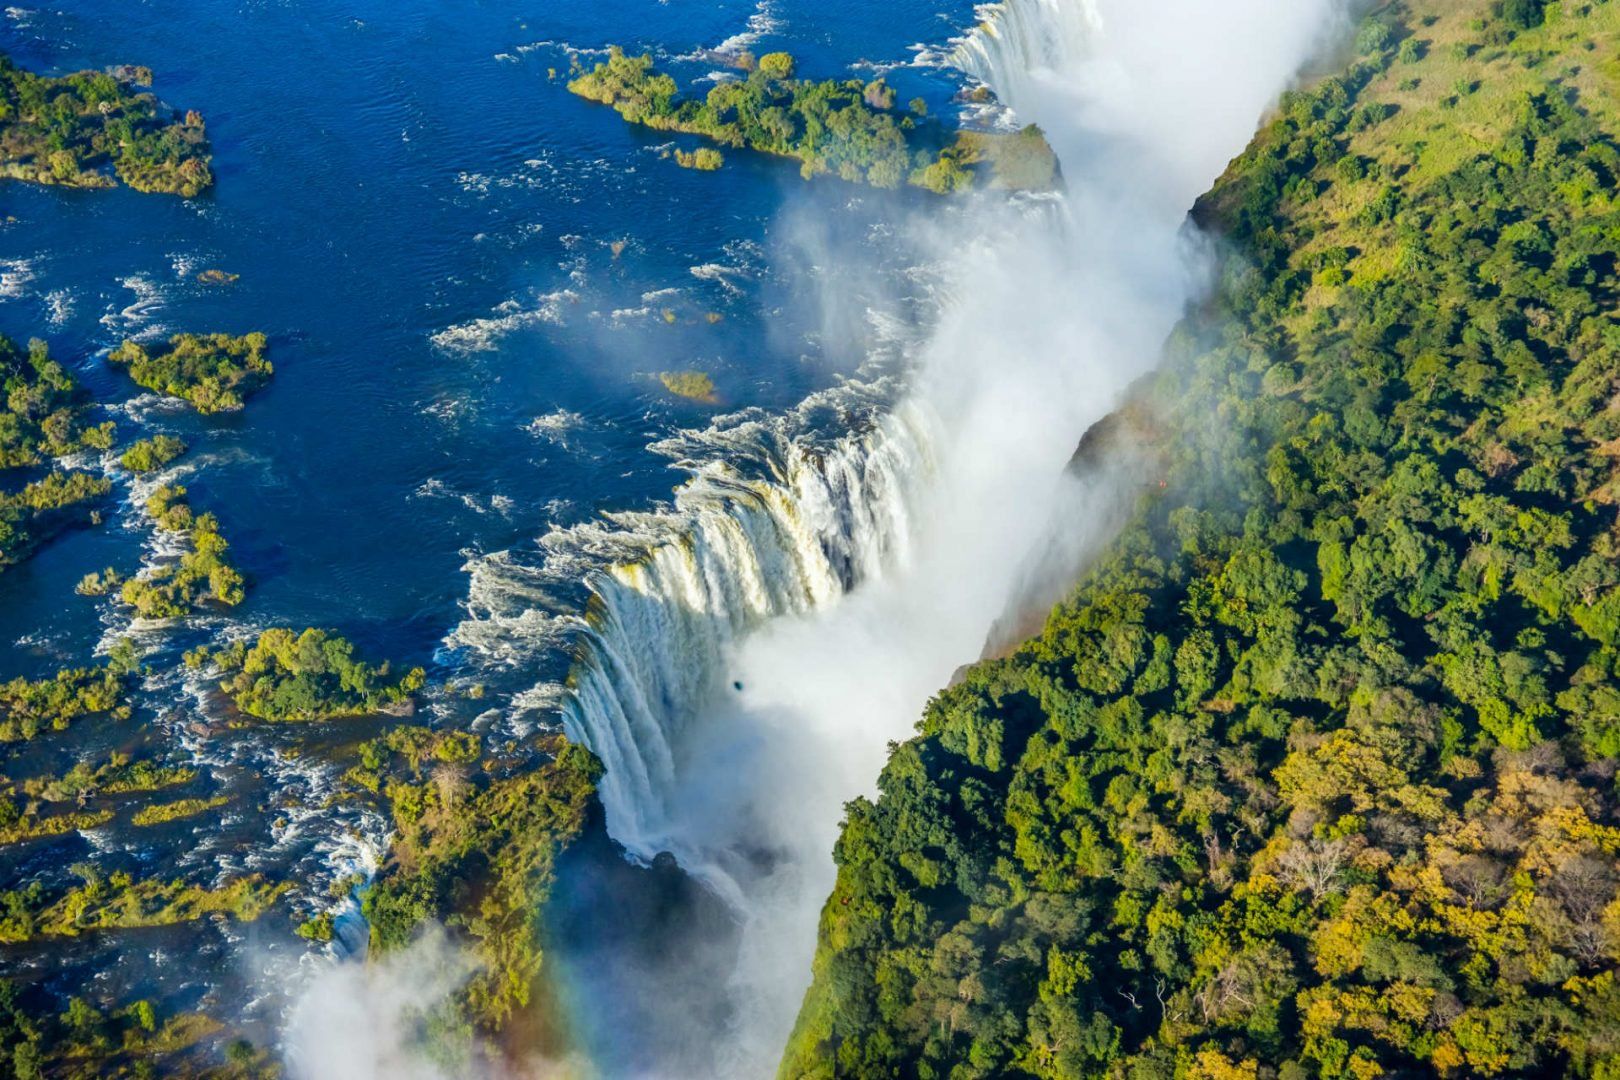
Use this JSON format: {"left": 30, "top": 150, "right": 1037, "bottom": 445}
{"left": 559, "top": 0, "right": 1341, "bottom": 1075}
{"left": 284, "top": 929, "right": 481, "bottom": 1080}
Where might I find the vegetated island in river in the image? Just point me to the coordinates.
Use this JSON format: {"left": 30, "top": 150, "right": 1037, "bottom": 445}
{"left": 118, "top": 433, "right": 187, "bottom": 474}
{"left": 107, "top": 332, "right": 272, "bottom": 414}
{"left": 0, "top": 52, "right": 212, "bottom": 196}
{"left": 185, "top": 627, "right": 425, "bottom": 723}
{"left": 569, "top": 48, "right": 1058, "bottom": 194}
{"left": 0, "top": 333, "right": 115, "bottom": 570}
{"left": 104, "top": 484, "right": 247, "bottom": 619}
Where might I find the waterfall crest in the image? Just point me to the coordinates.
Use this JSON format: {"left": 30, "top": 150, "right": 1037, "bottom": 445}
{"left": 951, "top": 0, "right": 1100, "bottom": 124}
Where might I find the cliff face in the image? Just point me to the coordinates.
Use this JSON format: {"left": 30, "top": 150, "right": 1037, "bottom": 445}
{"left": 781, "top": 1, "right": 1620, "bottom": 1076}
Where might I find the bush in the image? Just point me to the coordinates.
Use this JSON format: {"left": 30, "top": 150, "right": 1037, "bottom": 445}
{"left": 1503, "top": 0, "right": 1546, "bottom": 29}
{"left": 118, "top": 435, "right": 186, "bottom": 473}
{"left": 191, "top": 627, "right": 425, "bottom": 722}
{"left": 106, "top": 333, "right": 270, "bottom": 414}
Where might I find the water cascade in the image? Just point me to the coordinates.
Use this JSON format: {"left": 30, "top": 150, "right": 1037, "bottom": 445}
{"left": 540, "top": 0, "right": 1339, "bottom": 1073}
{"left": 951, "top": 0, "right": 1100, "bottom": 123}
{"left": 563, "top": 398, "right": 934, "bottom": 864}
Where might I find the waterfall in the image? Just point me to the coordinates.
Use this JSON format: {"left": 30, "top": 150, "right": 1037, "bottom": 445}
{"left": 554, "top": 1, "right": 1097, "bottom": 867}
{"left": 950, "top": 0, "right": 1100, "bottom": 125}
{"left": 563, "top": 398, "right": 933, "bottom": 862}
{"left": 445, "top": 371, "right": 935, "bottom": 749}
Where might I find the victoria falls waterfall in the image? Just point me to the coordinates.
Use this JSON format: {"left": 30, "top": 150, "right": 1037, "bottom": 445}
{"left": 18, "top": 0, "right": 1617, "bottom": 1073}
{"left": 547, "top": 0, "right": 1342, "bottom": 1074}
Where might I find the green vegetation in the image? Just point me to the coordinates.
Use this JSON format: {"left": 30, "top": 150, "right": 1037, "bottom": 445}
{"left": 569, "top": 48, "right": 1056, "bottom": 193}
{"left": 0, "top": 335, "right": 112, "bottom": 469}
{"left": 0, "top": 469, "right": 112, "bottom": 569}
{"left": 0, "top": 803, "right": 111, "bottom": 847}
{"left": 187, "top": 627, "right": 425, "bottom": 722}
{"left": 0, "top": 980, "right": 267, "bottom": 1080}
{"left": 658, "top": 369, "right": 719, "bottom": 402}
{"left": 14, "top": 751, "right": 196, "bottom": 802}
{"left": 0, "top": 53, "right": 212, "bottom": 196}
{"left": 0, "top": 662, "right": 129, "bottom": 743}
{"left": 0, "top": 864, "right": 287, "bottom": 943}
{"left": 107, "top": 332, "right": 271, "bottom": 414}
{"left": 74, "top": 566, "right": 124, "bottom": 596}
{"left": 119, "top": 485, "right": 245, "bottom": 618}
{"left": 119, "top": 433, "right": 186, "bottom": 473}
{"left": 343, "top": 723, "right": 480, "bottom": 794}
{"left": 674, "top": 145, "right": 724, "bottom": 170}
{"left": 783, "top": 2, "right": 1620, "bottom": 1077}
{"left": 362, "top": 735, "right": 599, "bottom": 1038}
{"left": 2, "top": 471, "right": 111, "bottom": 513}
{"left": 130, "top": 795, "right": 227, "bottom": 827}
{"left": 0, "top": 334, "right": 116, "bottom": 569}
{"left": 4, "top": 470, "right": 111, "bottom": 512}
{"left": 952, "top": 126, "right": 1066, "bottom": 194}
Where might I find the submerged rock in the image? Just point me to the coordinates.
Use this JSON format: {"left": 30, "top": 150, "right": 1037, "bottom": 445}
{"left": 657, "top": 370, "right": 718, "bottom": 403}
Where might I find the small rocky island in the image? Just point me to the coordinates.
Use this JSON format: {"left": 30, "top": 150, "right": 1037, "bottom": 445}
{"left": 569, "top": 48, "right": 1057, "bottom": 194}
{"left": 658, "top": 369, "right": 719, "bottom": 402}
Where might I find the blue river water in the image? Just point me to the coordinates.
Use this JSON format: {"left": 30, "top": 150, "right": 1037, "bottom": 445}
{"left": 0, "top": 0, "right": 991, "bottom": 1057}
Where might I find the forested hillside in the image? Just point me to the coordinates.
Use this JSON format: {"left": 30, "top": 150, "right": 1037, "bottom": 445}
{"left": 782, "top": 1, "right": 1620, "bottom": 1076}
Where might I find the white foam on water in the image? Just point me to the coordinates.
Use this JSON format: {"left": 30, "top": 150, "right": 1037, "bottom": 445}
{"left": 714, "top": 0, "right": 784, "bottom": 55}
{"left": 522, "top": 409, "right": 585, "bottom": 447}
{"left": 99, "top": 273, "right": 167, "bottom": 335}
{"left": 429, "top": 288, "right": 578, "bottom": 354}
{"left": 44, "top": 287, "right": 74, "bottom": 325}
{"left": 0, "top": 256, "right": 37, "bottom": 299}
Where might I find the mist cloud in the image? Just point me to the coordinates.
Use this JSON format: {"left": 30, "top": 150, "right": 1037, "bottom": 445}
{"left": 283, "top": 928, "right": 482, "bottom": 1080}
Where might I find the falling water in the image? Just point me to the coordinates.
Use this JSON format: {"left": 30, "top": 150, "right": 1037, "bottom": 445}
{"left": 562, "top": 399, "right": 934, "bottom": 862}
{"left": 558, "top": 0, "right": 1103, "bottom": 875}
{"left": 951, "top": 0, "right": 1100, "bottom": 122}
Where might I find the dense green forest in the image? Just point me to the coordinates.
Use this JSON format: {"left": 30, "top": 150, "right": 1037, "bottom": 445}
{"left": 783, "top": 1, "right": 1620, "bottom": 1077}
{"left": 568, "top": 48, "right": 1057, "bottom": 193}
{"left": 0, "top": 53, "right": 211, "bottom": 196}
